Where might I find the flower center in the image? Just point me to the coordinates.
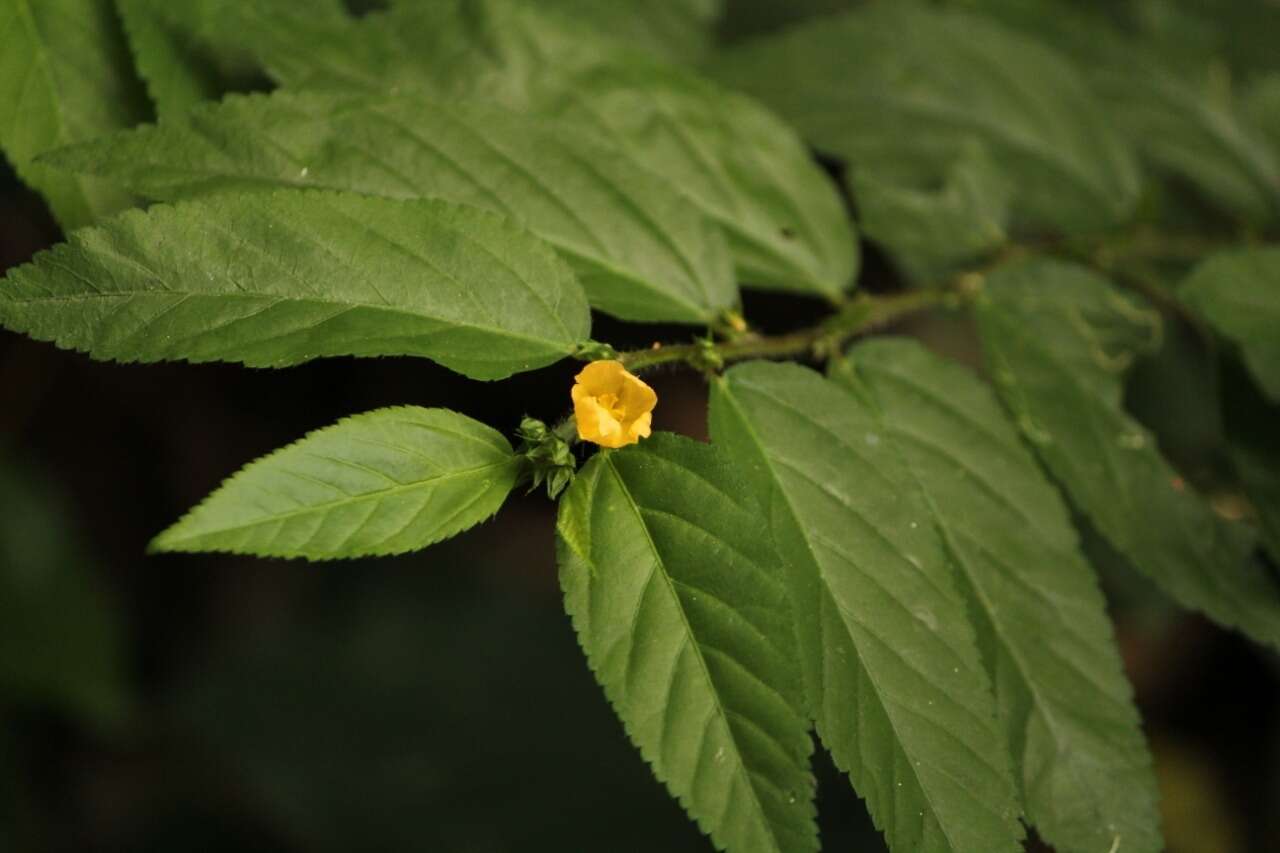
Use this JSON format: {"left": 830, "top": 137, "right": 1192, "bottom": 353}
{"left": 597, "top": 392, "right": 627, "bottom": 422}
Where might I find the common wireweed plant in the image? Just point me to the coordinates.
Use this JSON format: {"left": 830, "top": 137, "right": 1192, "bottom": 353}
{"left": 2, "top": 1, "right": 1279, "bottom": 851}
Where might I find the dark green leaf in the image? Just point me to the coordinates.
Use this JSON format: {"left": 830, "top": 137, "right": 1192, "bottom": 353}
{"left": 833, "top": 338, "right": 1161, "bottom": 853}
{"left": 0, "top": 190, "right": 590, "bottom": 379}
{"left": 1245, "top": 74, "right": 1280, "bottom": 157}
{"left": 534, "top": 64, "right": 858, "bottom": 297}
{"left": 497, "top": 0, "right": 722, "bottom": 65}
{"left": 557, "top": 433, "right": 816, "bottom": 853}
{"left": 43, "top": 92, "right": 736, "bottom": 325}
{"left": 712, "top": 4, "right": 1140, "bottom": 236}
{"left": 0, "top": 0, "right": 148, "bottom": 227}
{"left": 709, "top": 361, "right": 1025, "bottom": 853}
{"left": 1233, "top": 437, "right": 1280, "bottom": 568}
{"left": 1181, "top": 247, "right": 1280, "bottom": 403}
{"left": 960, "top": 0, "right": 1280, "bottom": 224}
{"left": 153, "top": 407, "right": 519, "bottom": 559}
{"left": 975, "top": 259, "right": 1280, "bottom": 649}
{"left": 114, "top": 0, "right": 288, "bottom": 118}
{"left": 1093, "top": 66, "right": 1280, "bottom": 225}
{"left": 849, "top": 143, "right": 1011, "bottom": 280}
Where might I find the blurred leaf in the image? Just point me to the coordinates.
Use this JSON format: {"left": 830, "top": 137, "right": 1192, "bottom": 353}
{"left": 0, "top": 454, "right": 128, "bottom": 727}
{"left": 712, "top": 3, "right": 1140, "bottom": 236}
{"left": 1093, "top": 66, "right": 1280, "bottom": 226}
{"left": 1125, "top": 310, "right": 1227, "bottom": 480}
{"left": 1245, "top": 74, "right": 1280, "bottom": 156}
{"left": 975, "top": 259, "right": 1280, "bottom": 649}
{"left": 849, "top": 143, "right": 1011, "bottom": 280}
{"left": 709, "top": 361, "right": 1025, "bottom": 853}
{"left": 1181, "top": 248, "right": 1280, "bottom": 404}
{"left": 153, "top": 407, "right": 519, "bottom": 560}
{"left": 0, "top": 0, "right": 147, "bottom": 228}
{"left": 114, "top": 0, "right": 288, "bottom": 118}
{"left": 43, "top": 91, "right": 736, "bottom": 325}
{"left": 557, "top": 433, "right": 816, "bottom": 853}
{"left": 383, "top": 0, "right": 720, "bottom": 66}
{"left": 959, "top": 0, "right": 1280, "bottom": 224}
{"left": 202, "top": 0, "right": 631, "bottom": 103}
{"left": 718, "top": 0, "right": 858, "bottom": 41}
{"left": 833, "top": 339, "right": 1161, "bottom": 853}
{"left": 512, "top": 0, "right": 722, "bottom": 65}
{"left": 1233, "top": 437, "right": 1280, "bottom": 568}
{"left": 0, "top": 190, "right": 591, "bottom": 378}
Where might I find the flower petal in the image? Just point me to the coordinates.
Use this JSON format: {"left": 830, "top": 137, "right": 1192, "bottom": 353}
{"left": 575, "top": 360, "right": 627, "bottom": 396}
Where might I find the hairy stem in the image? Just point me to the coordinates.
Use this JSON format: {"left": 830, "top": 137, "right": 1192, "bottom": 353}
{"left": 617, "top": 286, "right": 959, "bottom": 373}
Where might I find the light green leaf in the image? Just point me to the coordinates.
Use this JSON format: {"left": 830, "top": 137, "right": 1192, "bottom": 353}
{"left": 832, "top": 338, "right": 1161, "bottom": 853}
{"left": 0, "top": 190, "right": 590, "bottom": 379}
{"left": 557, "top": 433, "right": 816, "bottom": 853}
{"left": 975, "top": 259, "right": 1280, "bottom": 650}
{"left": 0, "top": 0, "right": 147, "bottom": 228}
{"left": 709, "top": 361, "right": 1025, "bottom": 853}
{"left": 534, "top": 64, "right": 858, "bottom": 297}
{"left": 153, "top": 407, "right": 519, "bottom": 560}
{"left": 43, "top": 91, "right": 735, "bottom": 325}
{"left": 1181, "top": 247, "right": 1280, "bottom": 404}
{"left": 712, "top": 4, "right": 1140, "bottom": 235}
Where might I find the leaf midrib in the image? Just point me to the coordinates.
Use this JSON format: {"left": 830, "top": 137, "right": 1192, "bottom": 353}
{"left": 603, "top": 452, "right": 787, "bottom": 853}
{"left": 716, "top": 377, "right": 971, "bottom": 852}
{"left": 161, "top": 458, "right": 514, "bottom": 545}
{"left": 857, "top": 366, "right": 1117, "bottom": 841}
{"left": 5, "top": 270, "right": 576, "bottom": 354}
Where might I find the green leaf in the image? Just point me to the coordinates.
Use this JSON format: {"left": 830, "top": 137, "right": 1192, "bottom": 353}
{"left": 43, "top": 91, "right": 736, "bottom": 325}
{"left": 975, "top": 259, "right": 1280, "bottom": 649}
{"left": 832, "top": 338, "right": 1161, "bottom": 853}
{"left": 127, "top": 0, "right": 800, "bottom": 302}
{"left": 499, "top": 0, "right": 723, "bottom": 65}
{"left": 0, "top": 190, "right": 590, "bottom": 379}
{"left": 214, "top": 0, "right": 627, "bottom": 102}
{"left": 1181, "top": 247, "right": 1280, "bottom": 404}
{"left": 709, "top": 361, "right": 1025, "bottom": 853}
{"left": 113, "top": 0, "right": 277, "bottom": 118}
{"left": 1245, "top": 74, "right": 1280, "bottom": 157}
{"left": 153, "top": 407, "right": 519, "bottom": 559}
{"left": 556, "top": 433, "right": 816, "bottom": 853}
{"left": 1092, "top": 66, "right": 1280, "bottom": 225}
{"left": 959, "top": 0, "right": 1280, "bottom": 224}
{"left": 849, "top": 142, "right": 1012, "bottom": 280}
{"left": 1233, "top": 436, "right": 1280, "bottom": 569}
{"left": 533, "top": 64, "right": 858, "bottom": 297}
{"left": 712, "top": 4, "right": 1140, "bottom": 236}
{"left": 0, "top": 0, "right": 148, "bottom": 228}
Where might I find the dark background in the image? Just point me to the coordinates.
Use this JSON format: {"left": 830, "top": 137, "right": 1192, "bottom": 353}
{"left": 3, "top": 2, "right": 1280, "bottom": 849}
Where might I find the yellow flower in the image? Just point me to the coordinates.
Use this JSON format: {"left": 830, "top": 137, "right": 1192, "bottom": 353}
{"left": 571, "top": 360, "right": 657, "bottom": 448}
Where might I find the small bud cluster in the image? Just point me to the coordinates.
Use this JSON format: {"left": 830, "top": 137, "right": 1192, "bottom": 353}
{"left": 516, "top": 416, "right": 576, "bottom": 499}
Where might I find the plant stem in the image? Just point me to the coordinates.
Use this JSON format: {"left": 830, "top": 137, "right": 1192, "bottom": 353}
{"left": 617, "top": 286, "right": 958, "bottom": 373}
